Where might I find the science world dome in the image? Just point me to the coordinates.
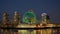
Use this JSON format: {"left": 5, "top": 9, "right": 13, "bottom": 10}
{"left": 23, "top": 10, "right": 37, "bottom": 24}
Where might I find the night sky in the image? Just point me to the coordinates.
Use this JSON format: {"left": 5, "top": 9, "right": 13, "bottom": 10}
{"left": 0, "top": 0, "right": 60, "bottom": 23}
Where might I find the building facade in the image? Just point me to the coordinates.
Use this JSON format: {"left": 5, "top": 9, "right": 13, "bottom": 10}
{"left": 0, "top": 10, "right": 59, "bottom": 34}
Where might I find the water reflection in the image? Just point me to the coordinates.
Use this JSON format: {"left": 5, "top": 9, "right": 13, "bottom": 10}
{"left": 0, "top": 28, "right": 60, "bottom": 34}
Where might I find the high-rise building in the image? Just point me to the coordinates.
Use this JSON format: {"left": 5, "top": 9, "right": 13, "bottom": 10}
{"left": 41, "top": 13, "right": 50, "bottom": 24}
{"left": 11, "top": 11, "right": 20, "bottom": 34}
{"left": 0, "top": 10, "right": 59, "bottom": 34}
{"left": 1, "top": 12, "right": 10, "bottom": 34}
{"left": 2, "top": 12, "right": 10, "bottom": 28}
{"left": 2, "top": 12, "right": 9, "bottom": 23}
{"left": 13, "top": 11, "right": 20, "bottom": 27}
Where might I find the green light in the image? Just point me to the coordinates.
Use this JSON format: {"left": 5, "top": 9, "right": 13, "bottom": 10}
{"left": 23, "top": 10, "right": 37, "bottom": 24}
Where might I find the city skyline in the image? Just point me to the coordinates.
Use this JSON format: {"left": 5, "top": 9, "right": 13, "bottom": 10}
{"left": 0, "top": 10, "right": 60, "bottom": 34}
{"left": 0, "top": 0, "right": 60, "bottom": 23}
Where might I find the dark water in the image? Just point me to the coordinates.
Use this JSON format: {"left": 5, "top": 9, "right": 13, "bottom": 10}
{"left": 0, "top": 28, "right": 60, "bottom": 34}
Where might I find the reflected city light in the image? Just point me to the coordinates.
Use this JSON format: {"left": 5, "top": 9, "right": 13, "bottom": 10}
{"left": 0, "top": 10, "right": 60, "bottom": 34}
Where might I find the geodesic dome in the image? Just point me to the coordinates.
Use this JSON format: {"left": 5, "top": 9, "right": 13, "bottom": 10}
{"left": 23, "top": 10, "right": 37, "bottom": 24}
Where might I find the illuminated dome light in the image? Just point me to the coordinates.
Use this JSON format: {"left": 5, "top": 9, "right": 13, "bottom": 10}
{"left": 41, "top": 13, "right": 47, "bottom": 16}
{"left": 23, "top": 10, "right": 37, "bottom": 24}
{"left": 41, "top": 13, "right": 47, "bottom": 19}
